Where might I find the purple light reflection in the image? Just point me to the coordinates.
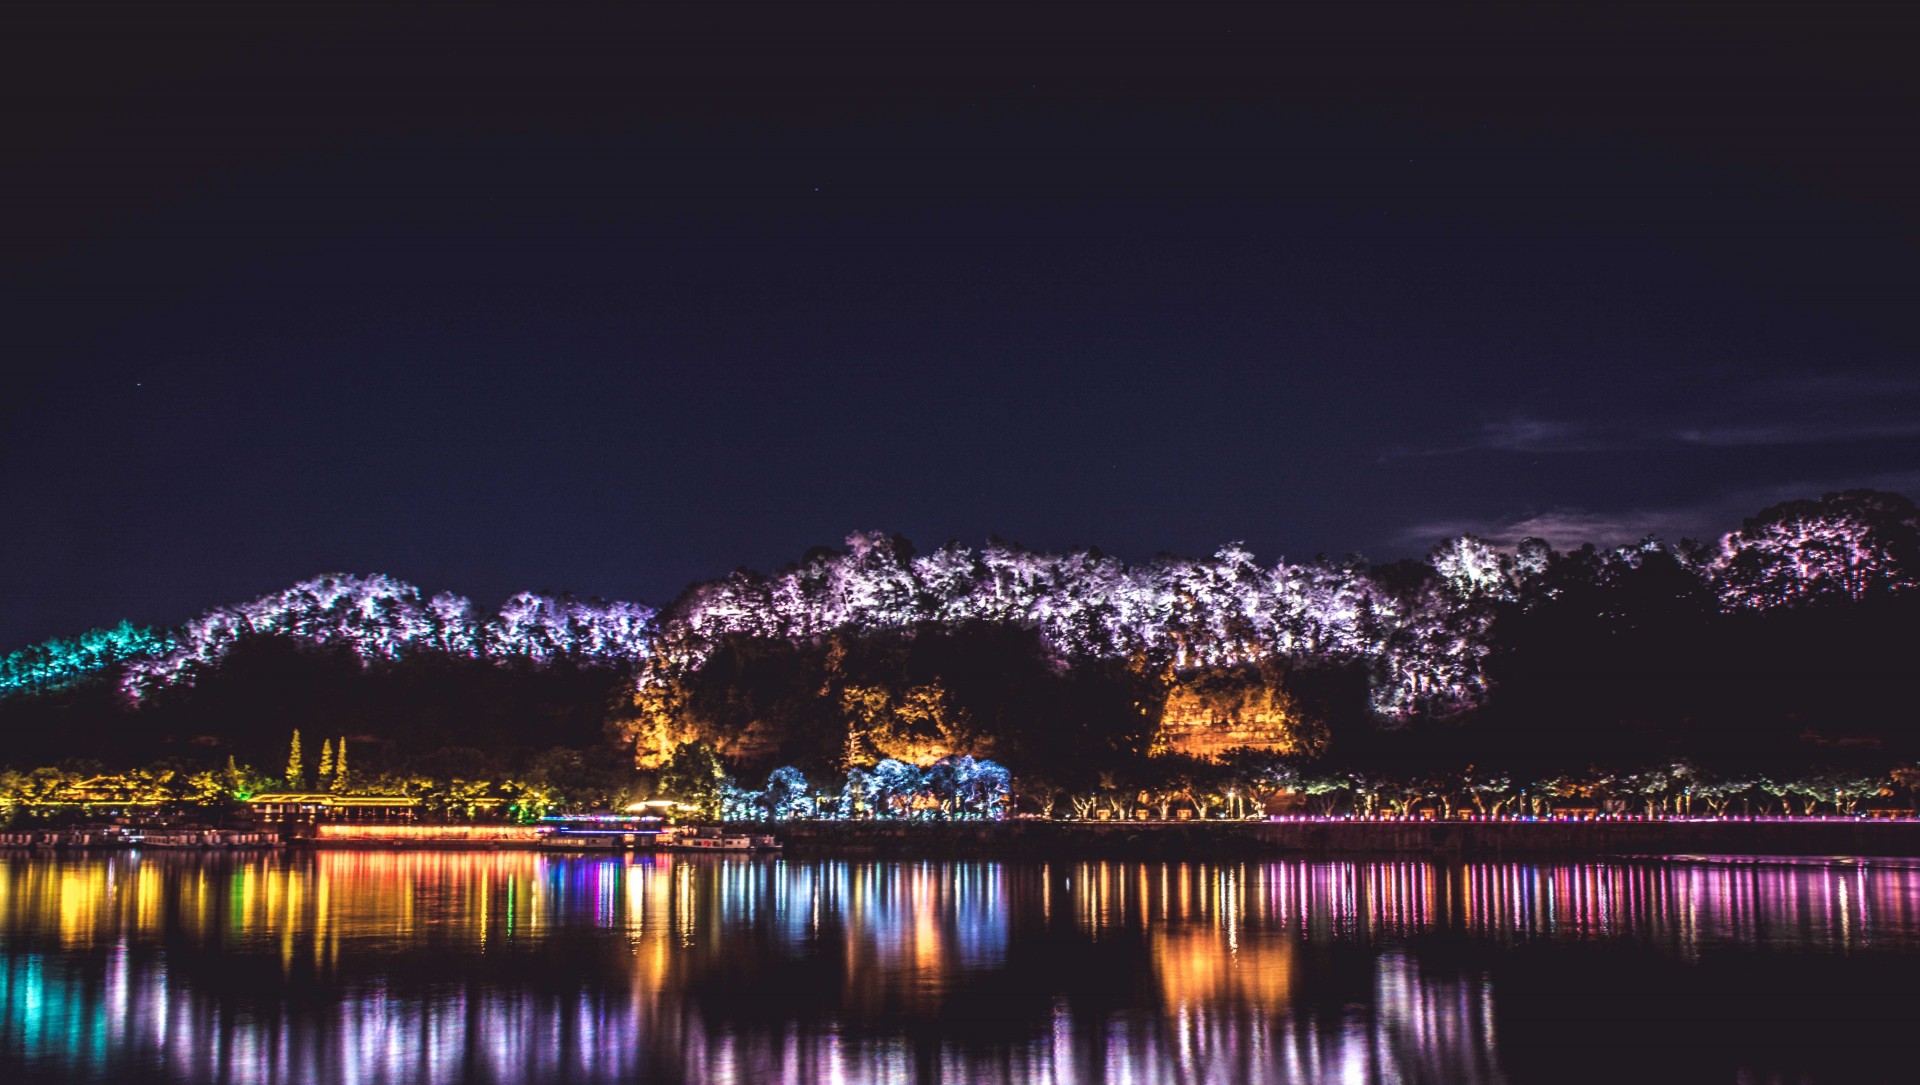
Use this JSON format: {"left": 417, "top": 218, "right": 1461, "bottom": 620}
{"left": 3, "top": 852, "right": 1917, "bottom": 1083}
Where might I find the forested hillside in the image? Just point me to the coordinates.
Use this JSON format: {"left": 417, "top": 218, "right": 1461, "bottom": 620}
{"left": 4, "top": 490, "right": 1916, "bottom": 804}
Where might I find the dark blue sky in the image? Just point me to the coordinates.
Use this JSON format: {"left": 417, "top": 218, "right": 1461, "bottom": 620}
{"left": 4, "top": 2, "right": 1917, "bottom": 647}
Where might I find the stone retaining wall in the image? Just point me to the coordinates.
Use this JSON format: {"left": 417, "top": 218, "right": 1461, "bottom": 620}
{"left": 771, "top": 819, "right": 1920, "bottom": 859}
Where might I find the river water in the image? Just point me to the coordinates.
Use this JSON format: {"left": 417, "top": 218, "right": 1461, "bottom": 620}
{"left": 1, "top": 851, "right": 1914, "bottom": 1084}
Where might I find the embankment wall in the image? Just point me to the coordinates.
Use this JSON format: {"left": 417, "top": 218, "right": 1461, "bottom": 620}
{"left": 771, "top": 819, "right": 1920, "bottom": 859}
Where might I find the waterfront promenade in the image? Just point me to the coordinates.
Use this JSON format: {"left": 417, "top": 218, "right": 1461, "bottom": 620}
{"left": 6, "top": 818, "right": 1917, "bottom": 857}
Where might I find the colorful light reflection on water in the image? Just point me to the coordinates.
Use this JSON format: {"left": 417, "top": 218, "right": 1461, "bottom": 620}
{"left": 1, "top": 852, "right": 1915, "bottom": 1084}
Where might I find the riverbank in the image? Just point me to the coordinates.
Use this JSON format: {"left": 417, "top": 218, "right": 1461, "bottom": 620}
{"left": 9, "top": 819, "right": 1916, "bottom": 857}
{"left": 771, "top": 819, "right": 1920, "bottom": 859}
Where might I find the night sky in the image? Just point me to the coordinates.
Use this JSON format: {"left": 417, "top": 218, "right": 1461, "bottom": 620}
{"left": 5, "top": 3, "right": 1917, "bottom": 648}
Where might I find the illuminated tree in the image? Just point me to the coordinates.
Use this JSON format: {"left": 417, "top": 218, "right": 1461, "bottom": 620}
{"left": 1620, "top": 764, "right": 1687, "bottom": 817}
{"left": 1689, "top": 772, "right": 1756, "bottom": 817}
{"left": 1792, "top": 771, "right": 1886, "bottom": 816}
{"left": 617, "top": 668, "right": 703, "bottom": 769}
{"left": 1298, "top": 774, "right": 1349, "bottom": 817}
{"left": 317, "top": 738, "right": 335, "bottom": 781}
{"left": 760, "top": 766, "right": 811, "bottom": 820}
{"left": 973, "top": 759, "right": 1012, "bottom": 818}
{"left": 1892, "top": 765, "right": 1920, "bottom": 813}
{"left": 657, "top": 741, "right": 728, "bottom": 820}
{"left": 285, "top": 729, "right": 305, "bottom": 790}
{"left": 1429, "top": 536, "right": 1514, "bottom": 601}
{"left": 504, "top": 780, "right": 557, "bottom": 822}
{"left": 1219, "top": 747, "right": 1299, "bottom": 817}
{"left": 719, "top": 779, "right": 763, "bottom": 821}
{"left": 868, "top": 758, "right": 925, "bottom": 819}
{"left": 1463, "top": 767, "right": 1516, "bottom": 817}
{"left": 0, "top": 621, "right": 170, "bottom": 698}
{"left": 0, "top": 769, "right": 25, "bottom": 823}
{"left": 1761, "top": 771, "right": 1887, "bottom": 816}
{"left": 183, "top": 769, "right": 229, "bottom": 807}
{"left": 330, "top": 738, "right": 349, "bottom": 794}
{"left": 1713, "top": 490, "right": 1920, "bottom": 610}
{"left": 837, "top": 765, "right": 875, "bottom": 818}
{"left": 431, "top": 779, "right": 492, "bottom": 821}
{"left": 1141, "top": 754, "right": 1230, "bottom": 818}
{"left": 922, "top": 757, "right": 966, "bottom": 818}
{"left": 1757, "top": 776, "right": 1797, "bottom": 816}
{"left": 224, "top": 756, "right": 266, "bottom": 801}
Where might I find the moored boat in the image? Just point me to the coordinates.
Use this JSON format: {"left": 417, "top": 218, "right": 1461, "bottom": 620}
{"left": 535, "top": 812, "right": 671, "bottom": 851}
{"left": 657, "top": 826, "right": 781, "bottom": 852}
{"left": 138, "top": 829, "right": 281, "bottom": 849}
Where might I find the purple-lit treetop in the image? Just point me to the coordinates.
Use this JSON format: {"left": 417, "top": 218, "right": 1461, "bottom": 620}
{"left": 119, "top": 573, "right": 655, "bottom": 698}
{"left": 1711, "top": 490, "right": 1920, "bottom": 610}
{"left": 647, "top": 531, "right": 1489, "bottom": 721}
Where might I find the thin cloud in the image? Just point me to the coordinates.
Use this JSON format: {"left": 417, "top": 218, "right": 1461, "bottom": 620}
{"left": 1382, "top": 416, "right": 1643, "bottom": 458}
{"left": 1392, "top": 368, "right": 1920, "bottom": 458}
{"left": 1395, "top": 468, "right": 1920, "bottom": 552}
{"left": 1674, "top": 418, "right": 1920, "bottom": 447}
{"left": 1755, "top": 373, "right": 1920, "bottom": 402}
{"left": 1398, "top": 509, "right": 1658, "bottom": 550}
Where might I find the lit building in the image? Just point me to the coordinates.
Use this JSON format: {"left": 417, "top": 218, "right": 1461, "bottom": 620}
{"left": 245, "top": 793, "right": 420, "bottom": 824}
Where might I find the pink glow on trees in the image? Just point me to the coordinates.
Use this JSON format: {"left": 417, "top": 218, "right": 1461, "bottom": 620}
{"left": 120, "top": 573, "right": 655, "bottom": 699}
{"left": 1711, "top": 490, "right": 1920, "bottom": 610}
{"left": 645, "top": 532, "right": 1497, "bottom": 723}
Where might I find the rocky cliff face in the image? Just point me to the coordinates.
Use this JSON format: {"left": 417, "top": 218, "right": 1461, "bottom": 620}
{"left": 1156, "top": 672, "right": 1310, "bottom": 761}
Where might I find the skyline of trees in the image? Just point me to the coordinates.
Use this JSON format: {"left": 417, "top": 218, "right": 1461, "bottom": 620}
{"left": 1, "top": 490, "right": 1916, "bottom": 810}
{"left": 8, "top": 489, "right": 1913, "bottom": 710}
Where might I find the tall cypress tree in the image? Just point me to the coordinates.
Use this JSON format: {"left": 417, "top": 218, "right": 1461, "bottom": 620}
{"left": 286, "top": 729, "right": 305, "bottom": 790}
{"left": 331, "top": 737, "right": 349, "bottom": 794}
{"left": 318, "top": 738, "right": 335, "bottom": 780}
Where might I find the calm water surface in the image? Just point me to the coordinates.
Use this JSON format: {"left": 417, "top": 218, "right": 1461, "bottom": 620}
{"left": 2, "top": 850, "right": 1915, "bottom": 1084}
